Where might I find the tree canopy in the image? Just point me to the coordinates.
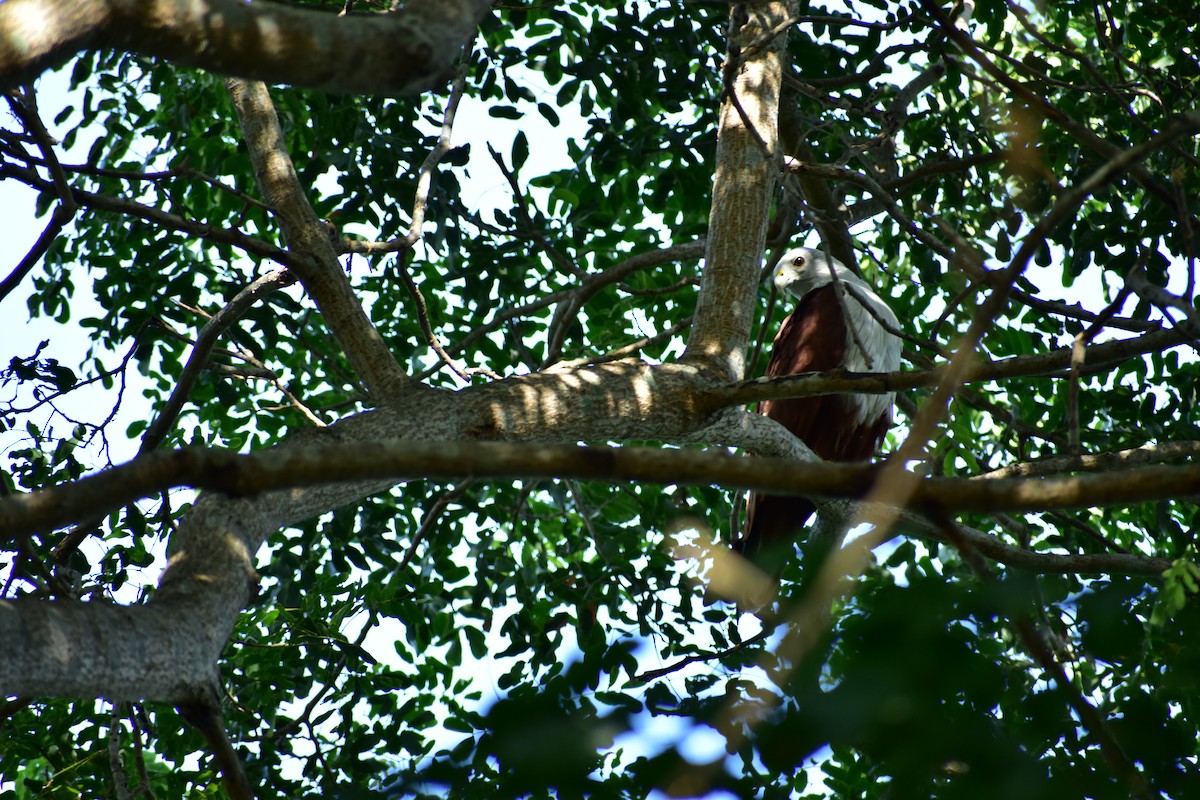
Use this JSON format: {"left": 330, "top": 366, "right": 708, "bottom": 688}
{"left": 2, "top": 1, "right": 1200, "bottom": 797}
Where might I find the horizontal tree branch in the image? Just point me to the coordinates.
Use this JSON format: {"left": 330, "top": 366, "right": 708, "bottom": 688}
{"left": 910, "top": 514, "right": 1168, "bottom": 577}
{"left": 0, "top": 161, "right": 289, "bottom": 264}
{"left": 4, "top": 440, "right": 1199, "bottom": 548}
{"left": 716, "top": 325, "right": 1194, "bottom": 406}
{"left": 971, "top": 441, "right": 1200, "bottom": 480}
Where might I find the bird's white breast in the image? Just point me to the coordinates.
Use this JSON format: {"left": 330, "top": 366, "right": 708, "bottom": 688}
{"left": 836, "top": 282, "right": 902, "bottom": 427}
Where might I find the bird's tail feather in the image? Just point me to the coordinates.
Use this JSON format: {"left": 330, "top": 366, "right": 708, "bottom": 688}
{"left": 738, "top": 494, "right": 816, "bottom": 574}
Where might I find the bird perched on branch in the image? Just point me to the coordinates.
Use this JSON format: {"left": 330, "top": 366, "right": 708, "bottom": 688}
{"left": 739, "top": 247, "right": 902, "bottom": 558}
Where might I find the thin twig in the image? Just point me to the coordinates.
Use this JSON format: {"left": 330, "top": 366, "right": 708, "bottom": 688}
{"left": 401, "top": 49, "right": 472, "bottom": 252}
{"left": 485, "top": 142, "right": 582, "bottom": 278}
{"left": 636, "top": 626, "right": 773, "bottom": 683}
{"left": 396, "top": 479, "right": 475, "bottom": 573}
{"left": 550, "top": 317, "right": 693, "bottom": 370}
{"left": 394, "top": 251, "right": 474, "bottom": 384}
{"left": 1044, "top": 509, "right": 1131, "bottom": 555}
{"left": 415, "top": 240, "right": 704, "bottom": 380}
{"left": 1, "top": 160, "right": 289, "bottom": 266}
{"left": 971, "top": 440, "right": 1200, "bottom": 480}
{"left": 140, "top": 269, "right": 297, "bottom": 454}
{"left": 270, "top": 609, "right": 380, "bottom": 742}
{"left": 1067, "top": 258, "right": 1140, "bottom": 452}
{"left": 747, "top": 281, "right": 780, "bottom": 383}
{"left": 228, "top": 345, "right": 327, "bottom": 427}
{"left": 566, "top": 480, "right": 600, "bottom": 543}
{"left": 785, "top": 157, "right": 956, "bottom": 261}
{"left": 127, "top": 705, "right": 156, "bottom": 800}
{"left": 0, "top": 89, "right": 77, "bottom": 303}
{"left": 617, "top": 276, "right": 698, "bottom": 296}
{"left": 356, "top": 49, "right": 474, "bottom": 378}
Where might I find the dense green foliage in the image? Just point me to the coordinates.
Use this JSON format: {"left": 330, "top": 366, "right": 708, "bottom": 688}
{"left": 3, "top": 1, "right": 1200, "bottom": 797}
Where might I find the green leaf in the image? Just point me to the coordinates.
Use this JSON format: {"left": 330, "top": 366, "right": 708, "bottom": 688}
{"left": 512, "top": 130, "right": 529, "bottom": 171}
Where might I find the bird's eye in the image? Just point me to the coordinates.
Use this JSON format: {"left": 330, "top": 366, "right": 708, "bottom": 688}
{"left": 792, "top": 255, "right": 805, "bottom": 267}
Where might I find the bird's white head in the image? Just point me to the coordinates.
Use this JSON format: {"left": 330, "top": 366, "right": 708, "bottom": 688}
{"left": 772, "top": 247, "right": 864, "bottom": 300}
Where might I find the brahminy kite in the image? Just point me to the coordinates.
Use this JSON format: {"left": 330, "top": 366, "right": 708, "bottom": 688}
{"left": 739, "top": 247, "right": 902, "bottom": 556}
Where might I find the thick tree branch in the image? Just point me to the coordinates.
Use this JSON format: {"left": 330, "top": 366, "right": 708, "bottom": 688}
{"left": 5, "top": 439, "right": 1200, "bottom": 544}
{"left": 227, "top": 78, "right": 414, "bottom": 406}
{"left": 684, "top": 2, "right": 793, "bottom": 377}
{"left": 0, "top": 493, "right": 274, "bottom": 702}
{"left": 0, "top": 0, "right": 491, "bottom": 96}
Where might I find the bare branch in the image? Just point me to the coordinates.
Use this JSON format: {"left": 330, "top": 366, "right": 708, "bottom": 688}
{"left": 971, "top": 441, "right": 1200, "bottom": 480}
{"left": 0, "top": 89, "right": 77, "bottom": 302}
{"left": 542, "top": 241, "right": 705, "bottom": 367}
{"left": 551, "top": 317, "right": 693, "bottom": 370}
{"left": 227, "top": 78, "right": 414, "bottom": 405}
{"left": 1, "top": 160, "right": 289, "bottom": 264}
{"left": 785, "top": 157, "right": 956, "bottom": 261}
{"left": 395, "top": 252, "right": 474, "bottom": 384}
{"left": 417, "top": 240, "right": 704, "bottom": 379}
{"left": 718, "top": 325, "right": 1195, "bottom": 407}
{"left": 5, "top": 439, "right": 1200, "bottom": 544}
{"left": 486, "top": 143, "right": 583, "bottom": 279}
{"left": 356, "top": 53, "right": 473, "bottom": 256}
{"left": 1067, "top": 257, "right": 1141, "bottom": 452}
{"left": 395, "top": 479, "right": 474, "bottom": 573}
{"left": 1126, "top": 260, "right": 1200, "bottom": 340}
{"left": 636, "top": 626, "right": 773, "bottom": 683}
{"left": 140, "top": 269, "right": 298, "bottom": 454}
